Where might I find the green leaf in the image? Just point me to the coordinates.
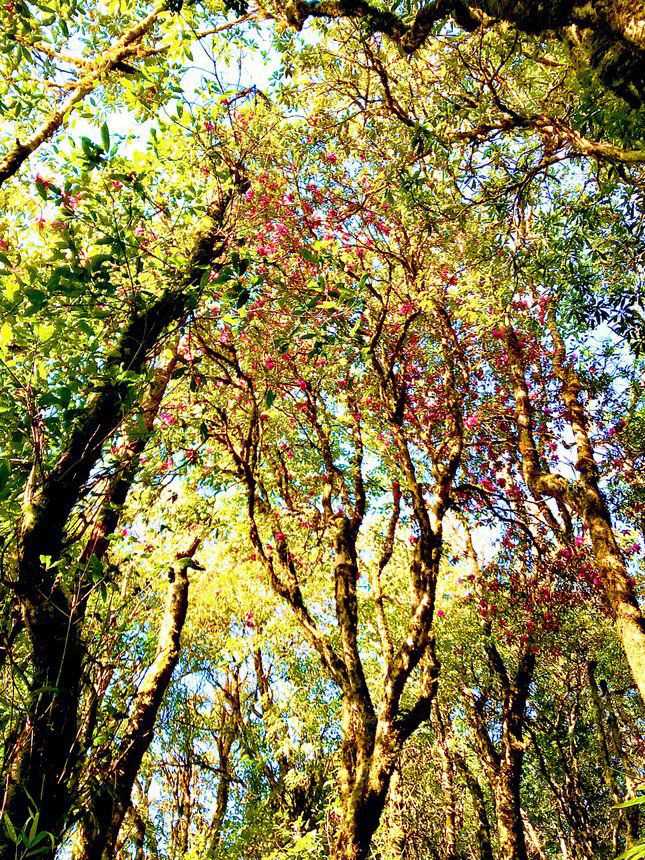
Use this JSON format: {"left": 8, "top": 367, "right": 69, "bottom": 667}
{"left": 265, "top": 390, "right": 276, "bottom": 408}
{"left": 26, "top": 289, "right": 46, "bottom": 309}
{"left": 28, "top": 811, "right": 40, "bottom": 844}
{"left": 614, "top": 796, "right": 645, "bottom": 809}
{"left": 35, "top": 323, "right": 55, "bottom": 341}
{"left": 0, "top": 460, "right": 10, "bottom": 492}
{"left": 101, "top": 121, "right": 110, "bottom": 152}
{"left": 616, "top": 844, "right": 645, "bottom": 860}
{"left": 3, "top": 814, "right": 18, "bottom": 844}
{"left": 300, "top": 247, "right": 316, "bottom": 263}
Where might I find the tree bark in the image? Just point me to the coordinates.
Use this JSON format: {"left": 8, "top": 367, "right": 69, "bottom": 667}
{"left": 74, "top": 540, "right": 198, "bottom": 860}
{"left": 277, "top": 0, "right": 645, "bottom": 104}
{"left": 206, "top": 714, "right": 234, "bottom": 857}
{"left": 470, "top": 640, "right": 535, "bottom": 860}
{"left": 454, "top": 755, "right": 494, "bottom": 860}
{"left": 434, "top": 706, "right": 458, "bottom": 860}
{"left": 505, "top": 319, "right": 645, "bottom": 706}
{"left": 0, "top": 189, "right": 238, "bottom": 860}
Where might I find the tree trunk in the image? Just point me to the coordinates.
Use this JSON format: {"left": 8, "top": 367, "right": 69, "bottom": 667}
{"left": 333, "top": 704, "right": 401, "bottom": 860}
{"left": 0, "top": 189, "right": 238, "bottom": 860}
{"left": 435, "top": 706, "right": 458, "bottom": 860}
{"left": 494, "top": 763, "right": 528, "bottom": 860}
{"left": 506, "top": 321, "right": 645, "bottom": 705}
{"left": 455, "top": 755, "right": 494, "bottom": 860}
{"left": 73, "top": 540, "right": 197, "bottom": 860}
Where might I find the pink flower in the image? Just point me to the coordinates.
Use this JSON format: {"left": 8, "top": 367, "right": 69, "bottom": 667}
{"left": 275, "top": 531, "right": 286, "bottom": 541}
{"left": 265, "top": 357, "right": 275, "bottom": 370}
{"left": 437, "top": 609, "right": 445, "bottom": 618}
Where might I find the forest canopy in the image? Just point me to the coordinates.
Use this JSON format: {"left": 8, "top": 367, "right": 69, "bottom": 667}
{"left": 0, "top": 1, "right": 644, "bottom": 859}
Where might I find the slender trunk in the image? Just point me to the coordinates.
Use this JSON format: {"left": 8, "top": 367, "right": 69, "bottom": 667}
{"left": 74, "top": 541, "right": 197, "bottom": 860}
{"left": 435, "top": 707, "right": 458, "bottom": 860}
{"left": 172, "top": 762, "right": 192, "bottom": 860}
{"left": 588, "top": 661, "right": 640, "bottom": 849}
{"left": 506, "top": 321, "right": 645, "bottom": 704}
{"left": 526, "top": 723, "right": 598, "bottom": 860}
{"left": 207, "top": 752, "right": 231, "bottom": 856}
{"left": 79, "top": 347, "right": 178, "bottom": 576}
{"left": 130, "top": 806, "right": 146, "bottom": 860}
{"left": 521, "top": 810, "right": 548, "bottom": 860}
{"left": 455, "top": 756, "right": 493, "bottom": 860}
{"left": 469, "top": 641, "right": 534, "bottom": 860}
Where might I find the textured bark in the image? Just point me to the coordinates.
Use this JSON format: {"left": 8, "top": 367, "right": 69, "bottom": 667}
{"left": 435, "top": 706, "right": 458, "bottom": 860}
{"left": 130, "top": 806, "right": 146, "bottom": 860}
{"left": 470, "top": 640, "right": 535, "bottom": 860}
{"left": 505, "top": 321, "right": 645, "bottom": 705}
{"left": 587, "top": 661, "right": 640, "bottom": 849}
{"left": 521, "top": 810, "right": 548, "bottom": 860}
{"left": 79, "top": 348, "right": 178, "bottom": 576}
{"left": 454, "top": 755, "right": 494, "bottom": 860}
{"left": 206, "top": 730, "right": 233, "bottom": 858}
{"left": 0, "top": 190, "right": 238, "bottom": 860}
{"left": 495, "top": 766, "right": 528, "bottom": 860}
{"left": 277, "top": 0, "right": 645, "bottom": 104}
{"left": 74, "top": 540, "right": 197, "bottom": 860}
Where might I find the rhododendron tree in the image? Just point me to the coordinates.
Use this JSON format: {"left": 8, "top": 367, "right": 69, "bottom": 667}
{"left": 0, "top": 9, "right": 643, "bottom": 860}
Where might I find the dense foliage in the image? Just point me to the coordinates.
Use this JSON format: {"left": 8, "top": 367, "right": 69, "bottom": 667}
{"left": 0, "top": 2, "right": 644, "bottom": 860}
